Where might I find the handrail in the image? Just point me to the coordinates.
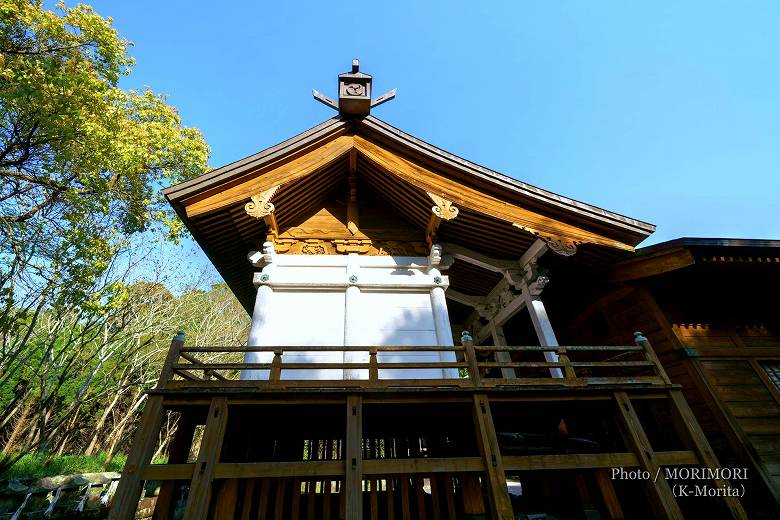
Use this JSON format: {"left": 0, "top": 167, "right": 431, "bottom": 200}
{"left": 157, "top": 331, "right": 674, "bottom": 390}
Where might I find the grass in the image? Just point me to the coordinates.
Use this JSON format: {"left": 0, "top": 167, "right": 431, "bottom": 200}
{"left": 0, "top": 452, "right": 129, "bottom": 480}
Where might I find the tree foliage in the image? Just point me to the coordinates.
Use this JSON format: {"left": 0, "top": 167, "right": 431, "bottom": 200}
{"left": 0, "top": 0, "right": 209, "bottom": 308}
{"left": 0, "top": 2, "right": 231, "bottom": 475}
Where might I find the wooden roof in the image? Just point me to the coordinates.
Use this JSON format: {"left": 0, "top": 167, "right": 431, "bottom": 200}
{"left": 163, "top": 115, "right": 655, "bottom": 313}
{"left": 609, "top": 237, "right": 780, "bottom": 283}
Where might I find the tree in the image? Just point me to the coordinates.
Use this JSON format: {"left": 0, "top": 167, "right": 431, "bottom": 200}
{"left": 0, "top": 1, "right": 211, "bottom": 473}
{"left": 0, "top": 0, "right": 209, "bottom": 314}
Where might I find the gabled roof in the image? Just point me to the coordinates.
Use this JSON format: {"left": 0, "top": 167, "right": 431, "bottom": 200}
{"left": 163, "top": 115, "right": 655, "bottom": 312}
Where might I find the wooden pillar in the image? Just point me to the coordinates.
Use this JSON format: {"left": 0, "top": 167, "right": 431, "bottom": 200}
{"left": 345, "top": 395, "right": 363, "bottom": 520}
{"left": 595, "top": 468, "right": 625, "bottom": 519}
{"left": 490, "top": 324, "right": 515, "bottom": 379}
{"left": 110, "top": 332, "right": 184, "bottom": 520}
{"left": 472, "top": 394, "right": 513, "bottom": 519}
{"left": 668, "top": 390, "right": 747, "bottom": 519}
{"left": 182, "top": 397, "right": 229, "bottom": 520}
{"left": 152, "top": 412, "right": 197, "bottom": 520}
{"left": 107, "top": 396, "right": 165, "bottom": 520}
{"left": 521, "top": 291, "right": 563, "bottom": 378}
{"left": 613, "top": 392, "right": 683, "bottom": 520}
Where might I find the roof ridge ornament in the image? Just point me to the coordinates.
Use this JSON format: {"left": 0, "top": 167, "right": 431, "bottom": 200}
{"left": 312, "top": 59, "right": 396, "bottom": 117}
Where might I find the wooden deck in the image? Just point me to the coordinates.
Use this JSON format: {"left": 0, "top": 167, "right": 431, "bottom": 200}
{"left": 107, "top": 335, "right": 747, "bottom": 520}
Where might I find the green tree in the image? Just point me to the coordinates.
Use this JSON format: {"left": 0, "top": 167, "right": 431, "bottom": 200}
{"left": 0, "top": 0, "right": 209, "bottom": 306}
{"left": 0, "top": 1, "right": 211, "bottom": 470}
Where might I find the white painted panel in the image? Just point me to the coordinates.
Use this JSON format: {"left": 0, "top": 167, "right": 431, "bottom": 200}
{"left": 245, "top": 253, "right": 458, "bottom": 381}
{"left": 274, "top": 290, "right": 345, "bottom": 380}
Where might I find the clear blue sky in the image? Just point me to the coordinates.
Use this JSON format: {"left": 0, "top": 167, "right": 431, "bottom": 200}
{"left": 90, "top": 0, "right": 779, "bottom": 247}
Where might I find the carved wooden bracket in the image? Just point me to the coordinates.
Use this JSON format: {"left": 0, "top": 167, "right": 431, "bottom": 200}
{"left": 245, "top": 185, "right": 279, "bottom": 219}
{"left": 513, "top": 224, "right": 578, "bottom": 256}
{"left": 427, "top": 192, "right": 459, "bottom": 220}
{"left": 245, "top": 185, "right": 280, "bottom": 239}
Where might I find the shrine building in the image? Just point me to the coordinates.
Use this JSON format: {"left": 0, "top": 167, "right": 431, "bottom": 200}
{"left": 106, "top": 62, "right": 773, "bottom": 520}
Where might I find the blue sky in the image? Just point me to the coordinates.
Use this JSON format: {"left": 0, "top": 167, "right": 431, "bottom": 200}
{"left": 87, "top": 0, "right": 779, "bottom": 248}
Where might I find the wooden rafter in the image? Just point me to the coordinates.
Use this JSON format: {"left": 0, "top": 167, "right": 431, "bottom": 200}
{"left": 184, "top": 135, "right": 353, "bottom": 218}
{"left": 353, "top": 135, "right": 634, "bottom": 252}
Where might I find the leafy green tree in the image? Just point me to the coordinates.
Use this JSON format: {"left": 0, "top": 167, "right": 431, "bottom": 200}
{"left": 0, "top": 1, "right": 211, "bottom": 470}
{"left": 0, "top": 0, "right": 209, "bottom": 308}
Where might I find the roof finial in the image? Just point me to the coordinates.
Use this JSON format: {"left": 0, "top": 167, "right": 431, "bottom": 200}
{"left": 312, "top": 59, "right": 396, "bottom": 117}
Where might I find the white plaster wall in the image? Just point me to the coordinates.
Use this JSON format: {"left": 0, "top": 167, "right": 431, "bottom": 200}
{"left": 243, "top": 252, "right": 457, "bottom": 380}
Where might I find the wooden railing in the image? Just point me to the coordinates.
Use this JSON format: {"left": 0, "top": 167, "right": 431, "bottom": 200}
{"left": 156, "top": 332, "right": 673, "bottom": 390}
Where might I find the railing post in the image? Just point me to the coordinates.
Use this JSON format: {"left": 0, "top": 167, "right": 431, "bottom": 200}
{"left": 369, "top": 348, "right": 379, "bottom": 381}
{"left": 157, "top": 330, "right": 185, "bottom": 389}
{"left": 270, "top": 349, "right": 283, "bottom": 382}
{"left": 634, "top": 331, "right": 672, "bottom": 385}
{"left": 462, "top": 331, "right": 480, "bottom": 386}
{"left": 556, "top": 347, "right": 577, "bottom": 381}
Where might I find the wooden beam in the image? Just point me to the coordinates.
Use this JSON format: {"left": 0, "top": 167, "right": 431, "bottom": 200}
{"left": 608, "top": 247, "right": 695, "bottom": 283}
{"left": 668, "top": 390, "right": 748, "bottom": 519}
{"left": 212, "top": 461, "right": 345, "bottom": 479}
{"left": 355, "top": 135, "right": 634, "bottom": 251}
{"left": 439, "top": 242, "right": 517, "bottom": 273}
{"left": 183, "top": 397, "right": 229, "bottom": 520}
{"left": 502, "top": 451, "right": 697, "bottom": 471}
{"left": 472, "top": 394, "right": 514, "bottom": 520}
{"left": 185, "top": 135, "right": 353, "bottom": 218}
{"left": 108, "top": 396, "right": 165, "bottom": 520}
{"left": 362, "top": 457, "right": 483, "bottom": 475}
{"left": 445, "top": 288, "right": 485, "bottom": 308}
{"left": 518, "top": 239, "right": 548, "bottom": 268}
{"left": 345, "top": 395, "right": 363, "bottom": 520}
{"left": 614, "top": 392, "right": 683, "bottom": 520}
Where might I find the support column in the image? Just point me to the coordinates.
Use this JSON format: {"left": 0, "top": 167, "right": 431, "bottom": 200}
{"left": 183, "top": 397, "right": 229, "bottom": 520}
{"left": 344, "top": 254, "right": 363, "bottom": 379}
{"left": 490, "top": 323, "right": 515, "bottom": 379}
{"left": 472, "top": 394, "right": 514, "bottom": 519}
{"left": 522, "top": 290, "right": 563, "bottom": 378}
{"left": 430, "top": 267, "right": 457, "bottom": 378}
{"left": 614, "top": 392, "right": 683, "bottom": 520}
{"left": 243, "top": 243, "right": 276, "bottom": 380}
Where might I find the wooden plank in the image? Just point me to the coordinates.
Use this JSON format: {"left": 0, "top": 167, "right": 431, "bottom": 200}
{"left": 608, "top": 247, "right": 695, "bottom": 283}
{"left": 387, "top": 478, "right": 395, "bottom": 520}
{"left": 429, "top": 474, "right": 441, "bottom": 520}
{"left": 400, "top": 478, "right": 410, "bottom": 520}
{"left": 107, "top": 395, "right": 165, "bottom": 520}
{"left": 668, "top": 390, "right": 747, "bottom": 519}
{"left": 182, "top": 396, "right": 229, "bottom": 520}
{"left": 275, "top": 479, "right": 286, "bottom": 520}
{"left": 240, "top": 479, "right": 255, "bottom": 520}
{"left": 212, "top": 478, "right": 239, "bottom": 520}
{"left": 502, "top": 451, "right": 697, "bottom": 471}
{"left": 595, "top": 468, "right": 624, "bottom": 519}
{"left": 443, "top": 475, "right": 456, "bottom": 519}
{"left": 415, "top": 476, "right": 426, "bottom": 519}
{"left": 258, "top": 479, "right": 271, "bottom": 519}
{"left": 152, "top": 413, "right": 197, "bottom": 520}
{"left": 614, "top": 392, "right": 683, "bottom": 520}
{"left": 214, "top": 460, "right": 345, "bottom": 479}
{"left": 472, "top": 394, "right": 514, "bottom": 519}
{"left": 291, "top": 479, "right": 301, "bottom": 520}
{"left": 345, "top": 395, "right": 363, "bottom": 520}
{"left": 370, "top": 479, "right": 378, "bottom": 520}
{"left": 185, "top": 135, "right": 353, "bottom": 217}
{"left": 142, "top": 463, "right": 196, "bottom": 480}
{"left": 363, "top": 457, "right": 483, "bottom": 475}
